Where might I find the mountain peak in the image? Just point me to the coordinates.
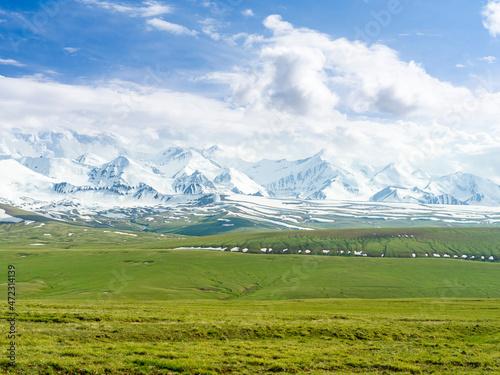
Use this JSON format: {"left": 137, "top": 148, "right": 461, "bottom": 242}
{"left": 207, "top": 145, "right": 221, "bottom": 153}
{"left": 379, "top": 162, "right": 397, "bottom": 172}
{"left": 75, "top": 153, "right": 107, "bottom": 167}
{"left": 411, "top": 168, "right": 431, "bottom": 179}
{"left": 106, "top": 155, "right": 131, "bottom": 167}
{"left": 1, "top": 130, "right": 500, "bottom": 208}
{"left": 314, "top": 149, "right": 326, "bottom": 157}
{"left": 200, "top": 145, "right": 223, "bottom": 160}
{"left": 162, "top": 147, "right": 187, "bottom": 159}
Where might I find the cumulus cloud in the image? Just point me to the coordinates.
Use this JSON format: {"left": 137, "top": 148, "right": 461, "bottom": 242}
{"left": 0, "top": 58, "right": 25, "bottom": 67}
{"left": 195, "top": 14, "right": 500, "bottom": 176}
{"left": 207, "top": 15, "right": 476, "bottom": 121}
{"left": 80, "top": 0, "right": 172, "bottom": 17}
{"left": 147, "top": 18, "right": 198, "bottom": 36}
{"left": 331, "top": 41, "right": 472, "bottom": 118}
{"left": 483, "top": 0, "right": 500, "bottom": 37}
{"left": 208, "top": 16, "right": 340, "bottom": 118}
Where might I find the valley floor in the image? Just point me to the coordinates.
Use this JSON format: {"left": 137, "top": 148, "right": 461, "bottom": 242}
{"left": 1, "top": 299, "right": 499, "bottom": 374}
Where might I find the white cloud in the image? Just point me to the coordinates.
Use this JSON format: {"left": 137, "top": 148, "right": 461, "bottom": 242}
{"left": 242, "top": 9, "right": 255, "bottom": 17}
{"left": 139, "top": 1, "right": 172, "bottom": 17}
{"left": 1, "top": 72, "right": 500, "bottom": 178}
{"left": 263, "top": 14, "right": 294, "bottom": 34}
{"left": 213, "top": 44, "right": 341, "bottom": 117}
{"left": 0, "top": 58, "right": 25, "bottom": 67}
{"left": 147, "top": 18, "right": 198, "bottom": 36}
{"left": 483, "top": 0, "right": 500, "bottom": 37}
{"left": 456, "top": 64, "right": 465, "bottom": 68}
{"left": 199, "top": 18, "right": 222, "bottom": 41}
{"left": 80, "top": 0, "right": 171, "bottom": 17}
{"left": 328, "top": 40, "right": 472, "bottom": 118}
{"left": 196, "top": 14, "right": 500, "bottom": 175}
{"left": 480, "top": 56, "right": 496, "bottom": 63}
{"left": 198, "top": 19, "right": 261, "bottom": 46}
{"left": 0, "top": 76, "right": 244, "bottom": 153}
{"left": 80, "top": 1, "right": 194, "bottom": 39}
{"left": 208, "top": 15, "right": 475, "bottom": 121}
{"left": 207, "top": 16, "right": 340, "bottom": 118}
{"left": 63, "top": 47, "right": 80, "bottom": 54}
{"left": 44, "top": 70, "right": 62, "bottom": 76}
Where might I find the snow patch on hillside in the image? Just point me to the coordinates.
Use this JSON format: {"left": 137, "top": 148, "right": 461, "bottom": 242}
{"left": 0, "top": 208, "right": 23, "bottom": 223}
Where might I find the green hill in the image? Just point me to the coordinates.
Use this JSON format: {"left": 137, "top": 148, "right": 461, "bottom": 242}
{"left": 2, "top": 248, "right": 499, "bottom": 300}
{"left": 3, "top": 221, "right": 500, "bottom": 259}
{"left": 147, "top": 226, "right": 500, "bottom": 259}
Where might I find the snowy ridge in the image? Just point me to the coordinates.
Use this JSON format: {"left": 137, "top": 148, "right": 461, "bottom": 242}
{"left": 1, "top": 131, "right": 500, "bottom": 210}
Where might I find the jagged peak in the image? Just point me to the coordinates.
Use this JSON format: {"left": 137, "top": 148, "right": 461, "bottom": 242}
{"left": 162, "top": 146, "right": 188, "bottom": 158}
{"left": 204, "top": 145, "right": 221, "bottom": 154}
{"left": 3, "top": 131, "right": 500, "bottom": 207}
{"left": 75, "top": 152, "right": 107, "bottom": 167}
{"left": 377, "top": 162, "right": 397, "bottom": 173}
{"left": 108, "top": 155, "right": 131, "bottom": 166}
{"left": 314, "top": 149, "right": 326, "bottom": 158}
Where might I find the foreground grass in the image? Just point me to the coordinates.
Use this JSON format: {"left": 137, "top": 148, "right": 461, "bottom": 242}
{"left": 1, "top": 299, "right": 499, "bottom": 374}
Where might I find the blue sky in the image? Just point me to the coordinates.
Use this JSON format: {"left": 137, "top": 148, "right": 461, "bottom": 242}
{"left": 1, "top": 0, "right": 500, "bottom": 178}
{"left": 1, "top": 1, "right": 498, "bottom": 86}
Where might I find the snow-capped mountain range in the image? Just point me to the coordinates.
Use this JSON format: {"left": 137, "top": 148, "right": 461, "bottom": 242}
{"left": 1, "top": 131, "right": 500, "bottom": 210}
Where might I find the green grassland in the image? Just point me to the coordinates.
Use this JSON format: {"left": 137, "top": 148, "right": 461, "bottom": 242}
{"left": 1, "top": 221, "right": 500, "bottom": 300}
{"left": 0, "top": 220, "right": 180, "bottom": 250}
{"left": 2, "top": 218, "right": 500, "bottom": 374}
{"left": 1, "top": 247, "right": 500, "bottom": 301}
{"left": 156, "top": 227, "right": 500, "bottom": 258}
{"left": 1, "top": 299, "right": 499, "bottom": 374}
{"left": 3, "top": 220, "right": 500, "bottom": 259}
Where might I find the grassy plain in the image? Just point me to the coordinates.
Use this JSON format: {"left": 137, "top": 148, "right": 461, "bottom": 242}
{"left": 1, "top": 299, "right": 499, "bottom": 374}
{"left": 1, "top": 249, "right": 500, "bottom": 300}
{"left": 1, "top": 220, "right": 500, "bottom": 374}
